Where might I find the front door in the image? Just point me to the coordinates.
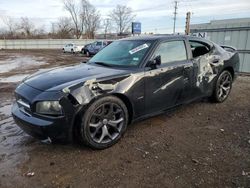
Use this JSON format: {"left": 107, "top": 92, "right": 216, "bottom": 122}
{"left": 145, "top": 40, "right": 191, "bottom": 114}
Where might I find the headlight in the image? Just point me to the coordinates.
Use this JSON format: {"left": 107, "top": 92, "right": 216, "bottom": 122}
{"left": 36, "top": 101, "right": 63, "bottom": 116}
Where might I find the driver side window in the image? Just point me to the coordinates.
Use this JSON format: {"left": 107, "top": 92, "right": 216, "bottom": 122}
{"left": 153, "top": 40, "right": 187, "bottom": 64}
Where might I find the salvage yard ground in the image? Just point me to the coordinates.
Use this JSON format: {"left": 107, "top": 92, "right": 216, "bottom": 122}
{"left": 0, "top": 49, "right": 250, "bottom": 187}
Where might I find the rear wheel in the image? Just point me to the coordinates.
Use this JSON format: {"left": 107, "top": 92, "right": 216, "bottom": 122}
{"left": 79, "top": 96, "right": 128, "bottom": 149}
{"left": 212, "top": 70, "right": 233, "bottom": 103}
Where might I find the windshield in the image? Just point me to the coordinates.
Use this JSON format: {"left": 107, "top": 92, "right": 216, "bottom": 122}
{"left": 89, "top": 40, "right": 152, "bottom": 67}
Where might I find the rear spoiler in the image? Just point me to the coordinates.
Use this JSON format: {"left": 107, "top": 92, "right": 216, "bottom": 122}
{"left": 220, "top": 45, "right": 237, "bottom": 52}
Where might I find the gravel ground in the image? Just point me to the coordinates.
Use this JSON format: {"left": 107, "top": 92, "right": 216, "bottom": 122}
{"left": 0, "top": 50, "right": 249, "bottom": 188}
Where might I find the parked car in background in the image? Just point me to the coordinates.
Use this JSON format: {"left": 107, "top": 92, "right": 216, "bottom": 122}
{"left": 63, "top": 43, "right": 83, "bottom": 53}
{"left": 81, "top": 42, "right": 94, "bottom": 55}
{"left": 82, "top": 40, "right": 113, "bottom": 56}
{"left": 12, "top": 35, "right": 239, "bottom": 149}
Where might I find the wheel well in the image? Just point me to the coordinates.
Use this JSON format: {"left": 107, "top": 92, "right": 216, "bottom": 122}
{"left": 112, "top": 93, "right": 133, "bottom": 124}
{"left": 72, "top": 93, "right": 134, "bottom": 142}
{"left": 223, "top": 66, "right": 234, "bottom": 79}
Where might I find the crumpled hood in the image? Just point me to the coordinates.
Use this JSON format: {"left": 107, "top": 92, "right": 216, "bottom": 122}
{"left": 24, "top": 64, "right": 130, "bottom": 92}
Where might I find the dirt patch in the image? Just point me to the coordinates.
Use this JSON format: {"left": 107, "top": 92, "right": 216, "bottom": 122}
{"left": 0, "top": 50, "right": 249, "bottom": 187}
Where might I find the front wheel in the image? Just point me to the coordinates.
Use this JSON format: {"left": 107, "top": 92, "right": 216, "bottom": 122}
{"left": 212, "top": 70, "right": 233, "bottom": 103}
{"left": 79, "top": 96, "right": 128, "bottom": 149}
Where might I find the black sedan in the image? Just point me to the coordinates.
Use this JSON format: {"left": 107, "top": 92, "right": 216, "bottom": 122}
{"left": 12, "top": 35, "right": 239, "bottom": 149}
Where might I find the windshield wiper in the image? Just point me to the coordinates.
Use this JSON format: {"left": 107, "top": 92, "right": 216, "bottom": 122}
{"left": 94, "top": 62, "right": 112, "bottom": 67}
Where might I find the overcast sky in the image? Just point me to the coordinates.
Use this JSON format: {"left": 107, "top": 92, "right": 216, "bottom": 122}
{"left": 0, "top": 0, "right": 250, "bottom": 33}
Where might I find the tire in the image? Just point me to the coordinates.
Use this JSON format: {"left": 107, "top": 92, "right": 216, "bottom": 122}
{"left": 71, "top": 49, "right": 74, "bottom": 53}
{"left": 211, "top": 70, "right": 233, "bottom": 103}
{"left": 79, "top": 96, "right": 128, "bottom": 149}
{"left": 63, "top": 49, "right": 65, "bottom": 53}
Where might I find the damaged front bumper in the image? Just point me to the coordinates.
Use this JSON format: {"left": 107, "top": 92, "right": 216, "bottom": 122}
{"left": 12, "top": 102, "right": 71, "bottom": 142}
{"left": 11, "top": 83, "right": 80, "bottom": 143}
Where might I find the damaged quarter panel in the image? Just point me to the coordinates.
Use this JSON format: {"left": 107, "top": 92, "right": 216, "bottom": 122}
{"left": 188, "top": 38, "right": 239, "bottom": 98}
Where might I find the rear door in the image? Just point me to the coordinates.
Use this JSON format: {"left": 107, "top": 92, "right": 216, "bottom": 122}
{"left": 145, "top": 39, "right": 193, "bottom": 114}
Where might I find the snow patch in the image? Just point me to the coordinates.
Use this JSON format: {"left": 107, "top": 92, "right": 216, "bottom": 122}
{"left": 0, "top": 104, "right": 12, "bottom": 117}
{"left": 0, "top": 74, "right": 30, "bottom": 83}
{"left": 0, "top": 56, "right": 47, "bottom": 74}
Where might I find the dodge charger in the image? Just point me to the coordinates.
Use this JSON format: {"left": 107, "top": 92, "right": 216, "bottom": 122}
{"left": 12, "top": 35, "right": 239, "bottom": 149}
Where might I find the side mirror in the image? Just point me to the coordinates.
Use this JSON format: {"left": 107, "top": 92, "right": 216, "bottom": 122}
{"left": 148, "top": 55, "right": 161, "bottom": 68}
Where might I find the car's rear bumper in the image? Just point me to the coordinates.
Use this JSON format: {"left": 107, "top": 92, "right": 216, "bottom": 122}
{"left": 12, "top": 102, "right": 70, "bottom": 142}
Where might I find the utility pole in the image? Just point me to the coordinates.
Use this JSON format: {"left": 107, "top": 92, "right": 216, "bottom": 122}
{"left": 173, "top": 1, "right": 178, "bottom": 34}
{"left": 185, "top": 12, "right": 191, "bottom": 35}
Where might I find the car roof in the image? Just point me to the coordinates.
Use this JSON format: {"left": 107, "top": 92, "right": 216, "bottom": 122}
{"left": 120, "top": 34, "right": 207, "bottom": 42}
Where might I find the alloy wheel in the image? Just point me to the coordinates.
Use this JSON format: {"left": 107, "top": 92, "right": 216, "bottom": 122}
{"left": 217, "top": 72, "right": 232, "bottom": 101}
{"left": 88, "top": 103, "right": 125, "bottom": 144}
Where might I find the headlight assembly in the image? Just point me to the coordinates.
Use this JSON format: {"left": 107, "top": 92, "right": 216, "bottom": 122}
{"left": 36, "top": 101, "right": 63, "bottom": 116}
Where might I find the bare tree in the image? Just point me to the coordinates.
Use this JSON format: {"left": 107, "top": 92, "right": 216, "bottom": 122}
{"left": 1, "top": 16, "right": 18, "bottom": 38}
{"left": 33, "top": 26, "right": 47, "bottom": 39}
{"left": 109, "top": 5, "right": 136, "bottom": 35}
{"left": 63, "top": 0, "right": 83, "bottom": 38}
{"left": 53, "top": 17, "right": 73, "bottom": 38}
{"left": 63, "top": 0, "right": 100, "bottom": 39}
{"left": 81, "top": 0, "right": 100, "bottom": 39}
{"left": 19, "top": 17, "right": 35, "bottom": 37}
{"left": 0, "top": 15, "right": 48, "bottom": 39}
{"left": 103, "top": 18, "right": 111, "bottom": 39}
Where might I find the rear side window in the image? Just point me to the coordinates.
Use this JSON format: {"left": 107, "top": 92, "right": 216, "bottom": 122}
{"left": 153, "top": 40, "right": 187, "bottom": 64}
{"left": 189, "top": 40, "right": 211, "bottom": 58}
{"left": 96, "top": 42, "right": 102, "bottom": 46}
